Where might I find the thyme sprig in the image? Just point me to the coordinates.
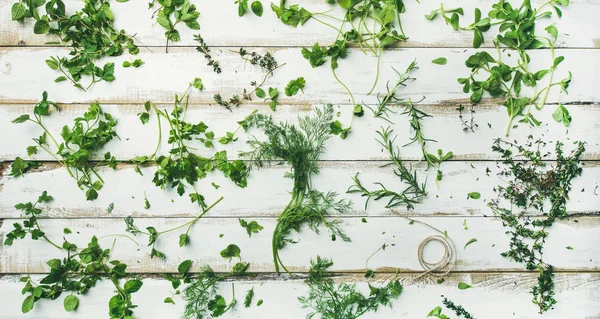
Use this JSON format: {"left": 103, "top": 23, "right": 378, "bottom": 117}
{"left": 194, "top": 34, "right": 222, "bottom": 74}
{"left": 12, "top": 92, "right": 118, "bottom": 200}
{"left": 241, "top": 105, "right": 352, "bottom": 274}
{"left": 489, "top": 137, "right": 585, "bottom": 313}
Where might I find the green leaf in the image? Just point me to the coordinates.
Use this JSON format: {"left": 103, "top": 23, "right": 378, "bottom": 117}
{"left": 124, "top": 280, "right": 143, "bottom": 293}
{"left": 63, "top": 295, "right": 79, "bottom": 312}
{"left": 238, "top": 218, "right": 264, "bottom": 237}
{"left": 54, "top": 76, "right": 67, "bottom": 83}
{"left": 178, "top": 260, "right": 193, "bottom": 274}
{"left": 431, "top": 57, "right": 447, "bottom": 65}
{"left": 424, "top": 10, "right": 439, "bottom": 20}
{"left": 251, "top": 1, "right": 263, "bottom": 16}
{"left": 45, "top": 59, "right": 59, "bottom": 70}
{"left": 473, "top": 29, "right": 483, "bottom": 48}
{"left": 552, "top": 104, "right": 571, "bottom": 126}
{"left": 192, "top": 78, "right": 204, "bottom": 90}
{"left": 220, "top": 244, "right": 241, "bottom": 260}
{"left": 467, "top": 192, "right": 481, "bottom": 199}
{"left": 164, "top": 297, "right": 175, "bottom": 304}
{"left": 47, "top": 258, "right": 61, "bottom": 270}
{"left": 458, "top": 282, "right": 473, "bottom": 290}
{"left": 255, "top": 88, "right": 266, "bottom": 99}
{"left": 268, "top": 87, "right": 278, "bottom": 99}
{"left": 33, "top": 19, "right": 50, "bottom": 34}
{"left": 464, "top": 238, "right": 478, "bottom": 249}
{"left": 11, "top": 3, "right": 27, "bottom": 21}
{"left": 12, "top": 114, "right": 30, "bottom": 124}
{"left": 238, "top": 0, "right": 248, "bottom": 16}
{"left": 284, "top": 77, "right": 306, "bottom": 96}
{"left": 22, "top": 295, "right": 35, "bottom": 313}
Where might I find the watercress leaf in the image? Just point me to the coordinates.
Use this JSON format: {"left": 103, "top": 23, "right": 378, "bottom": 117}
{"left": 431, "top": 57, "right": 447, "bottom": 65}
{"left": 124, "top": 280, "right": 143, "bottom": 293}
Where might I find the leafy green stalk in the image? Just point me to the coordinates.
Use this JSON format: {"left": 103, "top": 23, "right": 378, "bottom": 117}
{"left": 240, "top": 105, "right": 352, "bottom": 274}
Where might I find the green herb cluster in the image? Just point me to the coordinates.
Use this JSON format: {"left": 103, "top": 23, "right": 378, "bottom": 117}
{"left": 241, "top": 105, "right": 352, "bottom": 274}
{"left": 298, "top": 256, "right": 403, "bottom": 319}
{"left": 489, "top": 137, "right": 585, "bottom": 313}
{"left": 150, "top": 0, "right": 200, "bottom": 51}
{"left": 12, "top": 92, "right": 118, "bottom": 200}
{"left": 427, "top": 296, "right": 476, "bottom": 319}
{"left": 427, "top": 0, "right": 572, "bottom": 135}
{"left": 11, "top": 0, "right": 139, "bottom": 90}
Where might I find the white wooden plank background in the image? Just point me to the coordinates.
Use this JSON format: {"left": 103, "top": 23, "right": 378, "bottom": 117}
{"left": 0, "top": 0, "right": 599, "bottom": 318}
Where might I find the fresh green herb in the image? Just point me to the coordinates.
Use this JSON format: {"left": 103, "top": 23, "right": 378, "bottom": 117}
{"left": 566, "top": 246, "right": 573, "bottom": 250}
{"left": 239, "top": 48, "right": 279, "bottom": 73}
{"left": 220, "top": 244, "right": 242, "bottom": 261}
{"left": 273, "top": 0, "right": 410, "bottom": 134}
{"left": 125, "top": 197, "right": 224, "bottom": 259}
{"left": 457, "top": 105, "right": 478, "bottom": 133}
{"left": 13, "top": 92, "right": 118, "bottom": 200}
{"left": 436, "top": 1, "right": 572, "bottom": 135}
{"left": 12, "top": 0, "right": 139, "bottom": 90}
{"left": 367, "top": 61, "right": 418, "bottom": 123}
{"left": 432, "top": 57, "right": 448, "bottom": 65}
{"left": 9, "top": 157, "right": 42, "bottom": 177}
{"left": 238, "top": 218, "right": 264, "bottom": 237}
{"left": 428, "top": 296, "right": 476, "bottom": 319}
{"left": 244, "top": 287, "right": 255, "bottom": 308}
{"left": 464, "top": 238, "right": 477, "bottom": 249}
{"left": 149, "top": 0, "right": 200, "bottom": 51}
{"left": 256, "top": 299, "right": 263, "bottom": 306}
{"left": 63, "top": 228, "right": 72, "bottom": 234}
{"left": 237, "top": 0, "right": 263, "bottom": 17}
{"left": 457, "top": 282, "right": 472, "bottom": 290}
{"left": 182, "top": 263, "right": 253, "bottom": 319}
{"left": 164, "top": 259, "right": 194, "bottom": 291}
{"left": 284, "top": 77, "right": 306, "bottom": 96}
{"left": 193, "top": 34, "right": 222, "bottom": 74}
{"left": 462, "top": 219, "right": 468, "bottom": 230}
{"left": 107, "top": 202, "right": 115, "bottom": 214}
{"left": 467, "top": 192, "right": 480, "bottom": 200}
{"left": 4, "top": 191, "right": 55, "bottom": 247}
{"left": 348, "top": 127, "right": 427, "bottom": 210}
{"left": 123, "top": 59, "right": 144, "bottom": 68}
{"left": 489, "top": 137, "right": 585, "bottom": 313}
{"left": 144, "top": 193, "right": 151, "bottom": 209}
{"left": 298, "top": 256, "right": 403, "bottom": 319}
{"left": 241, "top": 105, "right": 351, "bottom": 274}
{"left": 552, "top": 103, "right": 572, "bottom": 126}
{"left": 132, "top": 83, "right": 250, "bottom": 208}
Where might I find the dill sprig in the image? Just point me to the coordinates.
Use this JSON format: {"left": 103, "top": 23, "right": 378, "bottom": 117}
{"left": 489, "top": 137, "right": 585, "bottom": 313}
{"left": 298, "top": 256, "right": 403, "bottom": 319}
{"left": 348, "top": 127, "right": 427, "bottom": 210}
{"left": 240, "top": 105, "right": 352, "bottom": 274}
{"left": 193, "top": 34, "right": 221, "bottom": 74}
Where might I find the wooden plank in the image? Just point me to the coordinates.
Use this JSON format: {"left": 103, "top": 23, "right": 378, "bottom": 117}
{"left": 1, "top": 103, "right": 599, "bottom": 161}
{"left": 0, "top": 272, "right": 598, "bottom": 318}
{"left": 0, "top": 47, "right": 596, "bottom": 104}
{"left": 1, "top": 161, "right": 598, "bottom": 218}
{"left": 1, "top": 216, "right": 599, "bottom": 273}
{"left": 1, "top": 0, "right": 599, "bottom": 48}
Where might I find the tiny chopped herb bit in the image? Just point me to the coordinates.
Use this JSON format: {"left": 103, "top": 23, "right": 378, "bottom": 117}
{"left": 489, "top": 137, "right": 585, "bottom": 313}
{"left": 107, "top": 202, "right": 115, "bottom": 214}
{"left": 150, "top": 0, "right": 200, "bottom": 52}
{"left": 361, "top": 218, "right": 367, "bottom": 223}
{"left": 133, "top": 84, "right": 250, "bottom": 208}
{"left": 241, "top": 105, "right": 351, "bottom": 274}
{"left": 238, "top": 218, "right": 264, "bottom": 237}
{"left": 298, "top": 256, "right": 403, "bottom": 319}
{"left": 10, "top": 157, "right": 42, "bottom": 177}
{"left": 457, "top": 282, "right": 472, "bottom": 290}
{"left": 244, "top": 287, "right": 254, "bottom": 308}
{"left": 348, "top": 127, "right": 427, "bottom": 210}
{"left": 123, "top": 59, "right": 144, "bottom": 68}
{"left": 284, "top": 77, "right": 306, "bottom": 96}
{"left": 220, "top": 244, "right": 242, "bottom": 261}
{"left": 256, "top": 299, "right": 263, "bottom": 306}
{"left": 566, "top": 246, "right": 573, "bottom": 250}
{"left": 144, "top": 193, "right": 151, "bottom": 209}
{"left": 125, "top": 197, "right": 224, "bottom": 259}
{"left": 467, "top": 192, "right": 481, "bottom": 200}
{"left": 13, "top": 92, "right": 118, "bottom": 200}
{"left": 432, "top": 57, "right": 447, "bottom": 65}
{"left": 12, "top": 0, "right": 138, "bottom": 90}
{"left": 182, "top": 263, "right": 254, "bottom": 319}
{"left": 164, "top": 297, "right": 175, "bottom": 304}
{"left": 464, "top": 238, "right": 478, "bottom": 249}
{"left": 63, "top": 228, "right": 72, "bottom": 234}
{"left": 193, "top": 34, "right": 222, "bottom": 74}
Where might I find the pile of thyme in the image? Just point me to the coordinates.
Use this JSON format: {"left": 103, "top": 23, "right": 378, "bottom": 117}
{"left": 489, "top": 137, "right": 585, "bottom": 313}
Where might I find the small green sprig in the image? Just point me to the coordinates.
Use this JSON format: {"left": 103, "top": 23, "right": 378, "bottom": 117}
{"left": 427, "top": 295, "right": 476, "bottom": 319}
{"left": 11, "top": 0, "right": 139, "bottom": 90}
{"left": 150, "top": 0, "right": 200, "bottom": 52}
{"left": 367, "top": 61, "right": 418, "bottom": 123}
{"left": 298, "top": 256, "right": 403, "bottom": 319}
{"left": 489, "top": 137, "right": 585, "bottom": 313}
{"left": 348, "top": 127, "right": 427, "bottom": 210}
{"left": 12, "top": 92, "right": 118, "bottom": 200}
{"left": 193, "top": 34, "right": 222, "bottom": 74}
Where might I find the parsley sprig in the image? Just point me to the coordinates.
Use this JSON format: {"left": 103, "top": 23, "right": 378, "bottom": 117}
{"left": 241, "top": 105, "right": 352, "bottom": 274}
{"left": 11, "top": 0, "right": 139, "bottom": 90}
{"left": 12, "top": 92, "right": 119, "bottom": 200}
{"left": 489, "top": 137, "right": 585, "bottom": 313}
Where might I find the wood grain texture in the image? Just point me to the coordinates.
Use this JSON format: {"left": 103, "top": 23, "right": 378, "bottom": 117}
{"left": 1, "top": 103, "right": 599, "bottom": 161}
{"left": 0, "top": 273, "right": 599, "bottom": 319}
{"left": 1, "top": 0, "right": 599, "bottom": 48}
{"left": 0, "top": 47, "right": 596, "bottom": 104}
{"left": 1, "top": 216, "right": 599, "bottom": 273}
{"left": 1, "top": 161, "right": 598, "bottom": 218}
